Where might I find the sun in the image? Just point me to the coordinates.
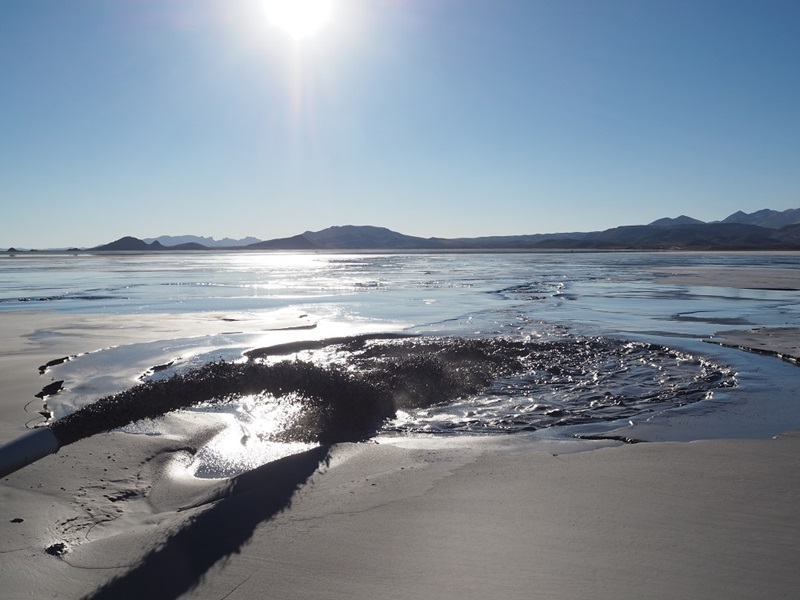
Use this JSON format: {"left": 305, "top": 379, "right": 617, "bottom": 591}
{"left": 263, "top": 0, "right": 334, "bottom": 40}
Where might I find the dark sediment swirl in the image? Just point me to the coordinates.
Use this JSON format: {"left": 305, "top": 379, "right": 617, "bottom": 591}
{"left": 49, "top": 336, "right": 736, "bottom": 447}
{"left": 51, "top": 361, "right": 389, "bottom": 446}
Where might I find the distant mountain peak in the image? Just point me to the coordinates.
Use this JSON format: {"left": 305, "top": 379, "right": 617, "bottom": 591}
{"left": 721, "top": 208, "right": 800, "bottom": 228}
{"left": 91, "top": 236, "right": 155, "bottom": 251}
{"left": 648, "top": 215, "right": 705, "bottom": 227}
{"left": 143, "top": 235, "right": 262, "bottom": 248}
{"left": 301, "top": 225, "right": 436, "bottom": 249}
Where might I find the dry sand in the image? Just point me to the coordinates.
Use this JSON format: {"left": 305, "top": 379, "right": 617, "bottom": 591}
{"left": 2, "top": 266, "right": 799, "bottom": 599}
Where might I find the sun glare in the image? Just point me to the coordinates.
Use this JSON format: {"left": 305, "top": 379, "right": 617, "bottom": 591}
{"left": 263, "top": 0, "right": 334, "bottom": 40}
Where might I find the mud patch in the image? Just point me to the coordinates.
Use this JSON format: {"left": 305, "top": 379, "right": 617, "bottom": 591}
{"left": 48, "top": 335, "right": 736, "bottom": 448}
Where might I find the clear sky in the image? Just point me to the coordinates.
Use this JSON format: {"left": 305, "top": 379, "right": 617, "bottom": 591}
{"left": 2, "top": 0, "right": 799, "bottom": 248}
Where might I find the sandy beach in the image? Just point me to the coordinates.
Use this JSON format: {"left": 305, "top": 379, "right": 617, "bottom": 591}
{"left": 2, "top": 265, "right": 799, "bottom": 599}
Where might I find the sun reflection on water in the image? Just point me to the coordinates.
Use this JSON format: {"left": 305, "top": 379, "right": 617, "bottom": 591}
{"left": 186, "top": 393, "right": 316, "bottom": 479}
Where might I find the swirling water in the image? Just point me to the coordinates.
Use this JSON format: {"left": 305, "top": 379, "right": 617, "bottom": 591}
{"left": 5, "top": 250, "right": 799, "bottom": 476}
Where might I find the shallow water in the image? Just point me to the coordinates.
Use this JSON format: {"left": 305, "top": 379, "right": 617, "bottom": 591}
{"left": 8, "top": 250, "right": 800, "bottom": 477}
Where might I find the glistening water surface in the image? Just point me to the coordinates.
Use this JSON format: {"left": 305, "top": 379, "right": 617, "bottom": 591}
{"left": 7, "top": 251, "right": 799, "bottom": 477}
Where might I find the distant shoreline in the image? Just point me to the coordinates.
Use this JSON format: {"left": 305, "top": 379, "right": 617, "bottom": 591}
{"left": 5, "top": 247, "right": 800, "bottom": 256}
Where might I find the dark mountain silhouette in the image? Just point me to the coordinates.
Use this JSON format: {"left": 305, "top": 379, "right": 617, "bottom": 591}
{"left": 85, "top": 208, "right": 800, "bottom": 252}
{"left": 249, "top": 234, "right": 320, "bottom": 250}
{"left": 547, "top": 223, "right": 796, "bottom": 250}
{"left": 304, "top": 225, "right": 440, "bottom": 249}
{"left": 248, "top": 227, "right": 592, "bottom": 251}
{"left": 91, "top": 237, "right": 203, "bottom": 251}
{"left": 648, "top": 215, "right": 705, "bottom": 227}
{"left": 170, "top": 242, "right": 209, "bottom": 250}
{"left": 91, "top": 237, "right": 162, "bottom": 251}
{"left": 773, "top": 223, "right": 800, "bottom": 245}
{"left": 720, "top": 208, "right": 800, "bottom": 228}
{"left": 248, "top": 226, "right": 448, "bottom": 250}
{"left": 429, "top": 232, "right": 590, "bottom": 249}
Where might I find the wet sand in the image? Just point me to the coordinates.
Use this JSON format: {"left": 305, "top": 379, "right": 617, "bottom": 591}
{"left": 652, "top": 262, "right": 800, "bottom": 360}
{"left": 2, "top": 266, "right": 800, "bottom": 599}
{"left": 709, "top": 327, "right": 800, "bottom": 362}
{"left": 653, "top": 265, "right": 800, "bottom": 290}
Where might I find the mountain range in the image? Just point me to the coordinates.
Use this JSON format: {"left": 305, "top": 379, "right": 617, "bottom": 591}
{"left": 142, "top": 235, "right": 262, "bottom": 248}
{"left": 6, "top": 208, "right": 800, "bottom": 253}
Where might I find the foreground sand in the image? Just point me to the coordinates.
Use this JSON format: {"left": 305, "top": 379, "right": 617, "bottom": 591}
{"left": 2, "top": 265, "right": 800, "bottom": 599}
{"left": 3, "top": 431, "right": 798, "bottom": 600}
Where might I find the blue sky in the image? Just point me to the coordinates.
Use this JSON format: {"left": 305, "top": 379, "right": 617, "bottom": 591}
{"left": 2, "top": 0, "right": 799, "bottom": 248}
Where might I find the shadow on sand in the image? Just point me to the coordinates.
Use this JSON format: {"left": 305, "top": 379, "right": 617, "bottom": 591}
{"left": 82, "top": 445, "right": 331, "bottom": 600}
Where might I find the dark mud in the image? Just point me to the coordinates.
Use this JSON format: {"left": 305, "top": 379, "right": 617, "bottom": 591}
{"left": 38, "top": 356, "right": 73, "bottom": 375}
{"left": 48, "top": 335, "right": 737, "bottom": 448}
{"left": 36, "top": 380, "right": 64, "bottom": 399}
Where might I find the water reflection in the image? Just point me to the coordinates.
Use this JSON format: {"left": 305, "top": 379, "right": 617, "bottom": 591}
{"left": 186, "top": 393, "right": 316, "bottom": 478}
